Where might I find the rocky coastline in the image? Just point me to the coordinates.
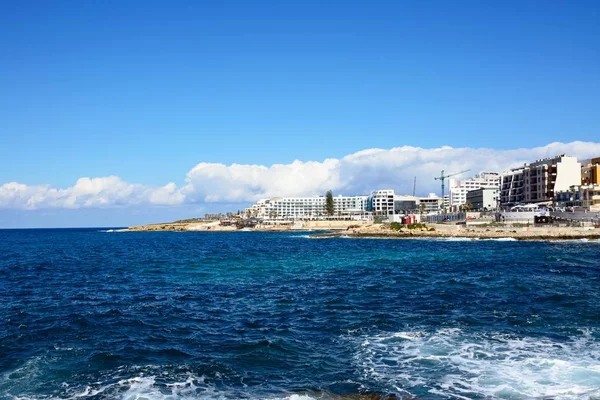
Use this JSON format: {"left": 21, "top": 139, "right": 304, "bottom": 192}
{"left": 128, "top": 219, "right": 364, "bottom": 232}
{"left": 127, "top": 220, "right": 600, "bottom": 241}
{"left": 310, "top": 223, "right": 600, "bottom": 241}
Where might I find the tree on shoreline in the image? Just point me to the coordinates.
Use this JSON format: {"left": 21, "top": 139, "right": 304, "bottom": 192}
{"left": 459, "top": 202, "right": 473, "bottom": 212}
{"left": 325, "top": 190, "right": 335, "bottom": 216}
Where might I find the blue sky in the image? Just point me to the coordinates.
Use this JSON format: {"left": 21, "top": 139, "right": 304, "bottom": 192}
{"left": 1, "top": 1, "right": 599, "bottom": 227}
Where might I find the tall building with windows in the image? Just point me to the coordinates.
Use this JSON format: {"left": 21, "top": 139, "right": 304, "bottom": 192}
{"left": 366, "top": 190, "right": 396, "bottom": 216}
{"left": 500, "top": 154, "right": 581, "bottom": 205}
{"left": 500, "top": 166, "right": 525, "bottom": 204}
{"left": 449, "top": 172, "right": 500, "bottom": 207}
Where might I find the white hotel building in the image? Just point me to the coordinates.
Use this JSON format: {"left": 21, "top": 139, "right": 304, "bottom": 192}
{"left": 245, "top": 195, "right": 369, "bottom": 220}
{"left": 449, "top": 172, "right": 501, "bottom": 207}
{"left": 245, "top": 190, "right": 446, "bottom": 221}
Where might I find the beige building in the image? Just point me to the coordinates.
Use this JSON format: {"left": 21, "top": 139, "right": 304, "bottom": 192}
{"left": 500, "top": 155, "right": 581, "bottom": 205}
{"left": 581, "top": 157, "right": 600, "bottom": 185}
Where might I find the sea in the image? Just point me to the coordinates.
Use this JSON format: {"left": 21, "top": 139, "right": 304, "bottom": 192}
{"left": 1, "top": 229, "right": 600, "bottom": 400}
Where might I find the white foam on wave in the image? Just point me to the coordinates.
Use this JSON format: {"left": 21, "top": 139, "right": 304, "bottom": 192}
{"left": 551, "top": 238, "right": 600, "bottom": 244}
{"left": 1, "top": 360, "right": 218, "bottom": 400}
{"left": 351, "top": 328, "right": 600, "bottom": 399}
{"left": 438, "top": 237, "right": 517, "bottom": 242}
{"left": 435, "top": 237, "right": 480, "bottom": 242}
{"left": 1, "top": 361, "right": 324, "bottom": 400}
{"left": 116, "top": 375, "right": 212, "bottom": 400}
{"left": 100, "top": 228, "right": 129, "bottom": 233}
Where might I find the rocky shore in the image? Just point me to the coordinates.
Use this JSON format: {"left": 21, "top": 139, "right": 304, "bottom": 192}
{"left": 127, "top": 220, "right": 600, "bottom": 241}
{"left": 128, "top": 220, "right": 366, "bottom": 232}
{"left": 311, "top": 223, "right": 600, "bottom": 241}
{"left": 128, "top": 221, "right": 238, "bottom": 232}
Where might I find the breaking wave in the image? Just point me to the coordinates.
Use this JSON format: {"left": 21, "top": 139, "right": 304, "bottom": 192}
{"left": 351, "top": 328, "right": 600, "bottom": 399}
{"left": 2, "top": 363, "right": 320, "bottom": 400}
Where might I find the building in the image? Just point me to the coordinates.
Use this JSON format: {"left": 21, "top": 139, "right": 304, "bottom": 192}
{"left": 367, "top": 190, "right": 396, "bottom": 217}
{"left": 500, "top": 155, "right": 581, "bottom": 206}
{"left": 581, "top": 157, "right": 600, "bottom": 185}
{"left": 443, "top": 195, "right": 450, "bottom": 209}
{"left": 419, "top": 193, "right": 443, "bottom": 213}
{"left": 245, "top": 189, "right": 445, "bottom": 221}
{"left": 500, "top": 166, "right": 525, "bottom": 205}
{"left": 466, "top": 188, "right": 499, "bottom": 211}
{"left": 555, "top": 184, "right": 600, "bottom": 211}
{"left": 367, "top": 190, "right": 445, "bottom": 217}
{"left": 394, "top": 195, "right": 420, "bottom": 214}
{"left": 449, "top": 172, "right": 501, "bottom": 207}
{"left": 245, "top": 194, "right": 369, "bottom": 220}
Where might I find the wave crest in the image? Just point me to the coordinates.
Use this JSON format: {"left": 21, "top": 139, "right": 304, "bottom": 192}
{"left": 351, "top": 328, "right": 600, "bottom": 399}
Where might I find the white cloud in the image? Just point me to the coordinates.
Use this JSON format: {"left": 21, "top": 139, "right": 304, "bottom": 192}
{"left": 2, "top": 141, "right": 600, "bottom": 210}
{"left": 0, "top": 176, "right": 184, "bottom": 210}
{"left": 180, "top": 141, "right": 600, "bottom": 202}
{"left": 181, "top": 159, "right": 342, "bottom": 203}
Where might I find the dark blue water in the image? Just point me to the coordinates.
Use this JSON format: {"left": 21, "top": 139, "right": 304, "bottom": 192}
{"left": 1, "top": 229, "right": 600, "bottom": 400}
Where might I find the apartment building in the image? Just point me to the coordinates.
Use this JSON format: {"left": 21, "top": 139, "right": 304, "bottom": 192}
{"left": 553, "top": 157, "right": 600, "bottom": 211}
{"left": 500, "top": 166, "right": 525, "bottom": 204}
{"left": 449, "top": 172, "right": 500, "bottom": 207}
{"left": 367, "top": 190, "right": 442, "bottom": 216}
{"left": 500, "top": 155, "right": 581, "bottom": 205}
{"left": 367, "top": 190, "right": 396, "bottom": 216}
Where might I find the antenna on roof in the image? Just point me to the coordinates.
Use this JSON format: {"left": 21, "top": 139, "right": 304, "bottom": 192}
{"left": 413, "top": 176, "right": 416, "bottom": 197}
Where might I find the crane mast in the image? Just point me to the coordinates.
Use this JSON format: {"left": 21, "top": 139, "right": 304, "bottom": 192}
{"left": 434, "top": 169, "right": 471, "bottom": 208}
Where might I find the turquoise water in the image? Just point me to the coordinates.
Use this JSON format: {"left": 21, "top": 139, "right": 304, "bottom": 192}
{"left": 1, "top": 229, "right": 600, "bottom": 399}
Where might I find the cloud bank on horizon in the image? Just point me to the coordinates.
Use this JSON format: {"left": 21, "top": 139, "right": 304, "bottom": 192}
{"left": 2, "top": 141, "right": 599, "bottom": 211}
